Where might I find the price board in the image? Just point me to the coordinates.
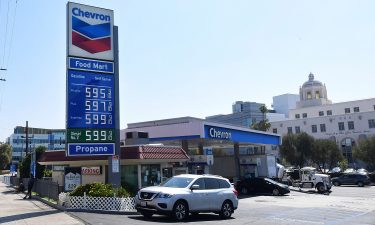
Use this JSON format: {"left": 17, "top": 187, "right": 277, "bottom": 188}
{"left": 67, "top": 70, "right": 114, "bottom": 129}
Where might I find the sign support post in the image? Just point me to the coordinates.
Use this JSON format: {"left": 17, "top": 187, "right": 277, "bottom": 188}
{"left": 108, "top": 26, "right": 121, "bottom": 187}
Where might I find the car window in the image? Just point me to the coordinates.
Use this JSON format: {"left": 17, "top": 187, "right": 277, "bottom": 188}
{"left": 192, "top": 178, "right": 205, "bottom": 190}
{"left": 204, "top": 178, "right": 220, "bottom": 189}
{"left": 160, "top": 177, "right": 194, "bottom": 188}
{"left": 218, "top": 179, "right": 230, "bottom": 188}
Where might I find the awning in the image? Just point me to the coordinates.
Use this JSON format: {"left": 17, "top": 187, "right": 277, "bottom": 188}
{"left": 38, "top": 145, "right": 189, "bottom": 165}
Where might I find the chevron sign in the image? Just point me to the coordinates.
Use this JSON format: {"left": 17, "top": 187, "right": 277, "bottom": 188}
{"left": 68, "top": 2, "right": 114, "bottom": 61}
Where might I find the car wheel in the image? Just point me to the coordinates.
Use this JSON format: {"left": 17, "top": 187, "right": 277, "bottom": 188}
{"left": 241, "top": 187, "right": 248, "bottom": 195}
{"left": 172, "top": 200, "right": 189, "bottom": 221}
{"left": 141, "top": 211, "right": 153, "bottom": 219}
{"left": 272, "top": 188, "right": 280, "bottom": 196}
{"left": 357, "top": 181, "right": 364, "bottom": 187}
{"left": 333, "top": 181, "right": 340, "bottom": 186}
{"left": 316, "top": 184, "right": 325, "bottom": 193}
{"left": 220, "top": 200, "right": 233, "bottom": 219}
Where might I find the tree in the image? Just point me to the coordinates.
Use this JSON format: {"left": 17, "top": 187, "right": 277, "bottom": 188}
{"left": 280, "top": 134, "right": 299, "bottom": 166}
{"left": 251, "top": 105, "right": 271, "bottom": 132}
{"left": 295, "top": 132, "right": 314, "bottom": 167}
{"left": 19, "top": 146, "right": 46, "bottom": 178}
{"left": 280, "top": 132, "right": 314, "bottom": 168}
{"left": 312, "top": 139, "right": 343, "bottom": 170}
{"left": 0, "top": 144, "right": 12, "bottom": 170}
{"left": 353, "top": 136, "right": 375, "bottom": 171}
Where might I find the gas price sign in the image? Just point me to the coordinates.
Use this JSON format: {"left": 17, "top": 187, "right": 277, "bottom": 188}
{"left": 67, "top": 70, "right": 114, "bottom": 129}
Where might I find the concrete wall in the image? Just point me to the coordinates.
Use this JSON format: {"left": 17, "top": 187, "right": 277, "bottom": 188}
{"left": 211, "top": 156, "right": 236, "bottom": 179}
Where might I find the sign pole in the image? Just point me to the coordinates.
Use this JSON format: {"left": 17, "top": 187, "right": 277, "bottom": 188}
{"left": 108, "top": 26, "right": 121, "bottom": 187}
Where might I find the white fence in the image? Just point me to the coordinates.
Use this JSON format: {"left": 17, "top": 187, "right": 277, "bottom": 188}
{"left": 1, "top": 175, "right": 11, "bottom": 185}
{"left": 59, "top": 193, "right": 136, "bottom": 212}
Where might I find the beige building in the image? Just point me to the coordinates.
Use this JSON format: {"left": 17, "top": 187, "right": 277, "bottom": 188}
{"left": 270, "top": 74, "right": 375, "bottom": 166}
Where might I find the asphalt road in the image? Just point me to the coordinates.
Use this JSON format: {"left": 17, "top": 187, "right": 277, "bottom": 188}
{"left": 71, "top": 186, "right": 375, "bottom": 225}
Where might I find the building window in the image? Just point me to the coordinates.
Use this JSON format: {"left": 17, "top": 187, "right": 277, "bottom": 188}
{"left": 369, "top": 119, "right": 375, "bottom": 129}
{"left": 315, "top": 91, "right": 320, "bottom": 99}
{"left": 312, "top": 125, "right": 317, "bottom": 133}
{"left": 295, "top": 114, "right": 300, "bottom": 119}
{"left": 295, "top": 126, "right": 301, "bottom": 134}
{"left": 327, "top": 110, "right": 332, "bottom": 116}
{"left": 272, "top": 128, "right": 277, "bottom": 134}
{"left": 348, "top": 121, "right": 355, "bottom": 130}
{"left": 302, "top": 113, "right": 307, "bottom": 118}
{"left": 374, "top": 105, "right": 375, "bottom": 111}
{"left": 354, "top": 107, "right": 359, "bottom": 113}
{"left": 345, "top": 108, "right": 350, "bottom": 114}
{"left": 320, "top": 124, "right": 326, "bottom": 132}
{"left": 287, "top": 127, "right": 293, "bottom": 134}
{"left": 319, "top": 111, "right": 324, "bottom": 116}
{"left": 339, "top": 122, "right": 345, "bottom": 131}
{"left": 307, "top": 92, "right": 312, "bottom": 99}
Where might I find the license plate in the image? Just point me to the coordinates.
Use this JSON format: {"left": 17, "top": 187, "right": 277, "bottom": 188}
{"left": 140, "top": 201, "right": 147, "bottom": 207}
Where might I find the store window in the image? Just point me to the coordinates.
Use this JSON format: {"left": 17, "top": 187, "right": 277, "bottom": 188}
{"left": 121, "top": 165, "right": 138, "bottom": 194}
{"left": 141, "top": 164, "right": 161, "bottom": 187}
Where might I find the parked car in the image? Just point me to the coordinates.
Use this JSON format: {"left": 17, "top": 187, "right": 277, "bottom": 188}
{"left": 356, "top": 168, "right": 368, "bottom": 174}
{"left": 135, "top": 174, "right": 238, "bottom": 221}
{"left": 236, "top": 177, "right": 290, "bottom": 196}
{"left": 343, "top": 168, "right": 356, "bottom": 173}
{"left": 332, "top": 173, "right": 371, "bottom": 187}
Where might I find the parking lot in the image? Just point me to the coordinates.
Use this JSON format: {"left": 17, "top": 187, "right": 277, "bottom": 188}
{"left": 71, "top": 185, "right": 375, "bottom": 225}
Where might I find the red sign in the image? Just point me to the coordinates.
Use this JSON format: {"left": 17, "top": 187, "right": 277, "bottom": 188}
{"left": 81, "top": 166, "right": 101, "bottom": 175}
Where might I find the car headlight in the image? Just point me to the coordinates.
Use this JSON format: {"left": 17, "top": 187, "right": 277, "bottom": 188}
{"left": 156, "top": 193, "right": 173, "bottom": 198}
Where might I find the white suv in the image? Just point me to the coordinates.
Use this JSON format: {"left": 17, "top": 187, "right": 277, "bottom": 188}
{"left": 135, "top": 174, "right": 239, "bottom": 221}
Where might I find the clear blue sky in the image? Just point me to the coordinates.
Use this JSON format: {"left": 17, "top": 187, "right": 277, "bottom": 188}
{"left": 0, "top": 0, "right": 374, "bottom": 141}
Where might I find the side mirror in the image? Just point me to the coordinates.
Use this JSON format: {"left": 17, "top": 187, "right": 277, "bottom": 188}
{"left": 191, "top": 184, "right": 200, "bottom": 190}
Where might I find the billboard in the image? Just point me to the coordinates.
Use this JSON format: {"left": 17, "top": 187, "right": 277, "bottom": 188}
{"left": 67, "top": 2, "right": 114, "bottom": 60}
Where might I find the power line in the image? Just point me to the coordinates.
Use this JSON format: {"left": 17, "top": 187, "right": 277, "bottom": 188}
{"left": 5, "top": 0, "right": 18, "bottom": 68}
{"left": 1, "top": 0, "right": 11, "bottom": 67}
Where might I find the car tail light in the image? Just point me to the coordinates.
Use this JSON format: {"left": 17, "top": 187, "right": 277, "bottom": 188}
{"left": 233, "top": 189, "right": 238, "bottom": 197}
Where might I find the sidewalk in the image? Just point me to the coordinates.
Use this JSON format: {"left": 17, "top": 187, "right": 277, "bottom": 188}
{"left": 0, "top": 179, "right": 84, "bottom": 225}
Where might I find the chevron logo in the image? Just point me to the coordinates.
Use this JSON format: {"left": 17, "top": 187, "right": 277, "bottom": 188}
{"left": 72, "top": 16, "right": 111, "bottom": 54}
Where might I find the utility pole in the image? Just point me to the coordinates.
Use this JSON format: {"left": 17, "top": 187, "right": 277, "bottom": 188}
{"left": 25, "top": 121, "right": 29, "bottom": 155}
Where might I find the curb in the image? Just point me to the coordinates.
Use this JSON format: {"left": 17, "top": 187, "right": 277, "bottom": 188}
{"left": 66, "top": 208, "right": 139, "bottom": 216}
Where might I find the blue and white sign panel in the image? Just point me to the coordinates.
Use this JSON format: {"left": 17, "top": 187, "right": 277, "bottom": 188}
{"left": 68, "top": 143, "right": 115, "bottom": 156}
{"left": 204, "top": 125, "right": 280, "bottom": 145}
{"left": 68, "top": 2, "right": 114, "bottom": 61}
{"left": 67, "top": 70, "right": 114, "bottom": 129}
{"left": 69, "top": 57, "right": 114, "bottom": 74}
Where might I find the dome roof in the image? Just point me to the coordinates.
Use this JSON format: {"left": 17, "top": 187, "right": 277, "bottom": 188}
{"left": 302, "top": 73, "right": 323, "bottom": 88}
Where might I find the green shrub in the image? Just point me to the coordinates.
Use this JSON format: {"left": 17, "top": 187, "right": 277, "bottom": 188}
{"left": 43, "top": 170, "right": 52, "bottom": 177}
{"left": 70, "top": 182, "right": 131, "bottom": 198}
